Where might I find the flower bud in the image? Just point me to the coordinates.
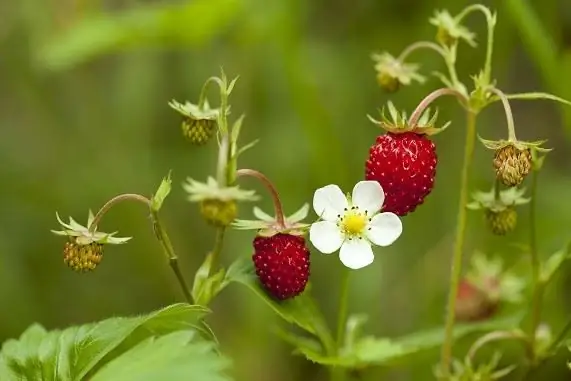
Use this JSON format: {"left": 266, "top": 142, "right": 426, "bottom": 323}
{"left": 455, "top": 279, "right": 497, "bottom": 322}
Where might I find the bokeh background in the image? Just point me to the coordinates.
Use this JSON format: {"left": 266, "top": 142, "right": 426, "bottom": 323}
{"left": 2, "top": 0, "right": 571, "bottom": 380}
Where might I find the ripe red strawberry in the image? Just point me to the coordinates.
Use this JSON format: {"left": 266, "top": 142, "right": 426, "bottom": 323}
{"left": 252, "top": 233, "right": 310, "bottom": 301}
{"left": 365, "top": 102, "right": 447, "bottom": 216}
{"left": 366, "top": 132, "right": 436, "bottom": 216}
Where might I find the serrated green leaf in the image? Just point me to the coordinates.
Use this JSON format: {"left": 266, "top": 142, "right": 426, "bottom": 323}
{"left": 37, "top": 0, "right": 242, "bottom": 71}
{"left": 225, "top": 259, "right": 334, "bottom": 353}
{"left": 294, "top": 312, "right": 523, "bottom": 368}
{"left": 91, "top": 331, "right": 231, "bottom": 381}
{"left": 0, "top": 304, "right": 209, "bottom": 381}
{"left": 151, "top": 172, "right": 172, "bottom": 211}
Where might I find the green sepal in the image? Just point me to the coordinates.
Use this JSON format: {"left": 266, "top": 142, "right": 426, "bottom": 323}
{"left": 367, "top": 101, "right": 450, "bottom": 135}
{"left": 151, "top": 172, "right": 172, "bottom": 212}
{"left": 467, "top": 186, "right": 530, "bottom": 212}
{"left": 478, "top": 136, "right": 551, "bottom": 152}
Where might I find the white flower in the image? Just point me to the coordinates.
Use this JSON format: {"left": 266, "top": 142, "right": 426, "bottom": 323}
{"left": 309, "top": 181, "right": 403, "bottom": 269}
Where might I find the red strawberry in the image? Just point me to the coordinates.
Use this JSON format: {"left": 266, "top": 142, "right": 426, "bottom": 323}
{"left": 365, "top": 102, "right": 447, "bottom": 216}
{"left": 252, "top": 233, "right": 310, "bottom": 301}
{"left": 366, "top": 132, "right": 437, "bottom": 216}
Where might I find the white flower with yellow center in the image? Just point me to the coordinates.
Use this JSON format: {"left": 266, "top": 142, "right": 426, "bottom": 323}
{"left": 309, "top": 181, "right": 403, "bottom": 269}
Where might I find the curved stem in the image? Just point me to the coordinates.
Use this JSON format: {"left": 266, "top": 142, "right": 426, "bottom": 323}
{"left": 236, "top": 169, "right": 286, "bottom": 227}
{"left": 439, "top": 110, "right": 478, "bottom": 376}
{"left": 444, "top": 44, "right": 462, "bottom": 91}
{"left": 489, "top": 88, "right": 517, "bottom": 141}
{"left": 467, "top": 330, "right": 529, "bottom": 361}
{"left": 197, "top": 76, "right": 219, "bottom": 108}
{"left": 408, "top": 88, "right": 468, "bottom": 127}
{"left": 89, "top": 193, "right": 193, "bottom": 303}
{"left": 527, "top": 167, "right": 542, "bottom": 361}
{"left": 331, "top": 270, "right": 351, "bottom": 381}
{"left": 397, "top": 41, "right": 448, "bottom": 61}
{"left": 89, "top": 193, "right": 151, "bottom": 232}
{"left": 455, "top": 4, "right": 496, "bottom": 84}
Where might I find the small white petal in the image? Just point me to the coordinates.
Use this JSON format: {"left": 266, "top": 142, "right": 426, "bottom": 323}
{"left": 351, "top": 181, "right": 385, "bottom": 214}
{"left": 366, "top": 212, "right": 403, "bottom": 247}
{"left": 309, "top": 221, "right": 344, "bottom": 254}
{"left": 339, "top": 239, "right": 374, "bottom": 269}
{"left": 313, "top": 184, "right": 348, "bottom": 221}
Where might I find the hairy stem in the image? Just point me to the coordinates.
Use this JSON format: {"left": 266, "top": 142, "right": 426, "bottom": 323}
{"left": 489, "top": 87, "right": 517, "bottom": 141}
{"left": 331, "top": 270, "right": 351, "bottom": 381}
{"left": 439, "top": 110, "right": 478, "bottom": 376}
{"left": 528, "top": 167, "right": 542, "bottom": 361}
{"left": 408, "top": 88, "right": 468, "bottom": 127}
{"left": 236, "top": 168, "right": 286, "bottom": 228}
{"left": 89, "top": 193, "right": 193, "bottom": 303}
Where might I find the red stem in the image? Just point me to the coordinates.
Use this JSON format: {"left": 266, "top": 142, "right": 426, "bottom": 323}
{"left": 236, "top": 169, "right": 286, "bottom": 228}
{"left": 408, "top": 88, "right": 468, "bottom": 127}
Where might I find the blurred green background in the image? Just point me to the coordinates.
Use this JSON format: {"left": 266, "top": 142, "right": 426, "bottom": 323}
{"left": 2, "top": 0, "right": 571, "bottom": 380}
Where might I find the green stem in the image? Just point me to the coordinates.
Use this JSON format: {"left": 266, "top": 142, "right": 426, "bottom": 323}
{"left": 455, "top": 4, "right": 496, "bottom": 85}
{"left": 493, "top": 178, "right": 501, "bottom": 201}
{"left": 197, "top": 77, "right": 219, "bottom": 108}
{"left": 397, "top": 41, "right": 448, "bottom": 62}
{"left": 88, "top": 193, "right": 193, "bottom": 303}
{"left": 528, "top": 168, "right": 542, "bottom": 361}
{"left": 444, "top": 44, "right": 462, "bottom": 92}
{"left": 331, "top": 270, "right": 351, "bottom": 381}
{"left": 208, "top": 227, "right": 226, "bottom": 277}
{"left": 547, "top": 317, "right": 571, "bottom": 353}
{"left": 439, "top": 110, "right": 478, "bottom": 376}
{"left": 489, "top": 87, "right": 517, "bottom": 141}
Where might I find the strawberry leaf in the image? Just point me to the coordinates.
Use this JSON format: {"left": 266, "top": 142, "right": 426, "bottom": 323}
{"left": 0, "top": 304, "right": 211, "bottom": 381}
{"left": 225, "top": 258, "right": 335, "bottom": 354}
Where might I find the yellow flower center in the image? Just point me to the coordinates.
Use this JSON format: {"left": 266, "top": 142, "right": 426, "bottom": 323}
{"left": 339, "top": 207, "right": 368, "bottom": 236}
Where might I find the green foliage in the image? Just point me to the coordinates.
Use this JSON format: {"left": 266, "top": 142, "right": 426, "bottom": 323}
{"left": 0, "top": 304, "right": 229, "bottom": 381}
{"left": 151, "top": 172, "right": 172, "bottom": 212}
{"left": 192, "top": 252, "right": 227, "bottom": 306}
{"left": 283, "top": 313, "right": 523, "bottom": 368}
{"left": 225, "top": 259, "right": 335, "bottom": 353}
{"left": 37, "top": 0, "right": 243, "bottom": 71}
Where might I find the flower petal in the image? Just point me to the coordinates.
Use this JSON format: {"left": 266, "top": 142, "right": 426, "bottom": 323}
{"left": 351, "top": 181, "right": 385, "bottom": 214}
{"left": 309, "top": 221, "right": 344, "bottom": 254}
{"left": 313, "top": 184, "right": 348, "bottom": 221}
{"left": 366, "top": 212, "right": 402, "bottom": 247}
{"left": 339, "top": 239, "right": 374, "bottom": 269}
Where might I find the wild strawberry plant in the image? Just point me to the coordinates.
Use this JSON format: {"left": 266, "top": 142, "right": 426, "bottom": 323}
{"left": 3, "top": 3, "right": 571, "bottom": 381}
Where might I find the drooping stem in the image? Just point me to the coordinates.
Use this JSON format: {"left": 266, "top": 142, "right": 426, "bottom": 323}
{"left": 455, "top": 4, "right": 496, "bottom": 85}
{"left": 489, "top": 87, "right": 517, "bottom": 141}
{"left": 527, "top": 167, "right": 542, "bottom": 361}
{"left": 407, "top": 88, "right": 468, "bottom": 127}
{"left": 331, "top": 269, "right": 351, "bottom": 381}
{"left": 197, "top": 76, "right": 219, "bottom": 108}
{"left": 89, "top": 193, "right": 151, "bottom": 232}
{"left": 89, "top": 193, "right": 193, "bottom": 303}
{"left": 397, "top": 41, "right": 448, "bottom": 62}
{"left": 439, "top": 110, "right": 478, "bottom": 376}
{"left": 236, "top": 168, "right": 286, "bottom": 228}
{"left": 467, "top": 330, "right": 529, "bottom": 361}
